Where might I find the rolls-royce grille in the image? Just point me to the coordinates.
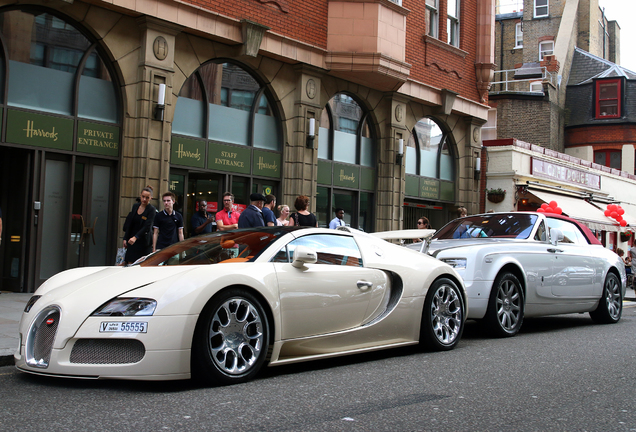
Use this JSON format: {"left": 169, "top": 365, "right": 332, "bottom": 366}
{"left": 25, "top": 307, "right": 61, "bottom": 368}
{"left": 70, "top": 339, "right": 145, "bottom": 364}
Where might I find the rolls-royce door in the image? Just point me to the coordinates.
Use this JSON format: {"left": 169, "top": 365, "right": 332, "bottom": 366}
{"left": 273, "top": 233, "right": 389, "bottom": 340}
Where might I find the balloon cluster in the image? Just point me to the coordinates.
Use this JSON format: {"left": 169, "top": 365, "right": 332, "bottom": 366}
{"left": 537, "top": 201, "right": 562, "bottom": 214}
{"left": 605, "top": 204, "right": 628, "bottom": 227}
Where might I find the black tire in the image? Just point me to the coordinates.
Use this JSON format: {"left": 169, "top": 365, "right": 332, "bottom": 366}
{"left": 420, "top": 277, "right": 465, "bottom": 351}
{"left": 192, "top": 288, "right": 269, "bottom": 386}
{"left": 484, "top": 272, "right": 524, "bottom": 337}
{"left": 590, "top": 272, "right": 622, "bottom": 324}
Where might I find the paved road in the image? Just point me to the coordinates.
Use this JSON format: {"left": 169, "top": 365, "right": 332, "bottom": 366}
{"left": 1, "top": 306, "right": 635, "bottom": 431}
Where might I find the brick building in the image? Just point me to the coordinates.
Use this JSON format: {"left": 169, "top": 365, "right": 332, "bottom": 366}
{"left": 0, "top": 0, "right": 496, "bottom": 292}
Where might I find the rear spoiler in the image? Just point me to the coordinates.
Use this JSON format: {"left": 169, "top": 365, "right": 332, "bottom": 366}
{"left": 370, "top": 229, "right": 436, "bottom": 254}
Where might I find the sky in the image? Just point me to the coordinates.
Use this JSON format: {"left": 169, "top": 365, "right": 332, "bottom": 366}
{"left": 598, "top": 0, "right": 636, "bottom": 72}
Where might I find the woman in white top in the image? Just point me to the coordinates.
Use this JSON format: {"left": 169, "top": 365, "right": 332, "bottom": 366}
{"left": 276, "top": 204, "right": 293, "bottom": 226}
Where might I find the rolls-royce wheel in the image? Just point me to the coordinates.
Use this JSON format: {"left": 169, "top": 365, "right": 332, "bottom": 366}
{"left": 484, "top": 272, "right": 524, "bottom": 337}
{"left": 420, "top": 277, "right": 464, "bottom": 351}
{"left": 192, "top": 288, "right": 269, "bottom": 385}
{"left": 590, "top": 272, "right": 622, "bottom": 324}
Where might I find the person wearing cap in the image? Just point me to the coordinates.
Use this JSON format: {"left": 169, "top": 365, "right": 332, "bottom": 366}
{"left": 238, "top": 193, "right": 266, "bottom": 228}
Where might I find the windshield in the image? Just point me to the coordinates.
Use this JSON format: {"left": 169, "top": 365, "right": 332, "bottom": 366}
{"left": 434, "top": 213, "right": 538, "bottom": 240}
{"left": 137, "top": 226, "right": 305, "bottom": 266}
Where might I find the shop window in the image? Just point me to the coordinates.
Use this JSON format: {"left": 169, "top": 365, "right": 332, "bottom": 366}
{"left": 534, "top": 0, "right": 548, "bottom": 18}
{"left": 594, "top": 150, "right": 621, "bottom": 169}
{"left": 596, "top": 79, "right": 621, "bottom": 119}
{"left": 173, "top": 62, "right": 281, "bottom": 151}
{"left": 447, "top": 0, "right": 460, "bottom": 47}
{"left": 406, "top": 117, "right": 455, "bottom": 181}
{"left": 426, "top": 0, "right": 439, "bottom": 38}
{"left": 515, "top": 23, "right": 523, "bottom": 48}
{"left": 539, "top": 41, "right": 554, "bottom": 60}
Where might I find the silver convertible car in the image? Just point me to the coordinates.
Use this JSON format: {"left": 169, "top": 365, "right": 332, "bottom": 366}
{"left": 15, "top": 226, "right": 466, "bottom": 385}
{"left": 402, "top": 212, "right": 625, "bottom": 337}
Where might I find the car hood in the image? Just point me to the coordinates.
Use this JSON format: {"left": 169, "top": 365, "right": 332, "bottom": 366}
{"left": 423, "top": 238, "right": 523, "bottom": 256}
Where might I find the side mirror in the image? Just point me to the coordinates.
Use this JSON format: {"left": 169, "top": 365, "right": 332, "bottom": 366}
{"left": 550, "top": 228, "right": 564, "bottom": 246}
{"left": 291, "top": 245, "right": 318, "bottom": 268}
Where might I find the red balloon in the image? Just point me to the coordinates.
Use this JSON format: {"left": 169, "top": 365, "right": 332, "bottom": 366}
{"left": 549, "top": 201, "right": 558, "bottom": 208}
{"left": 537, "top": 208, "right": 545, "bottom": 213}
{"left": 619, "top": 208, "right": 625, "bottom": 215}
{"left": 616, "top": 216, "right": 623, "bottom": 222}
{"left": 620, "top": 220, "right": 628, "bottom": 227}
{"left": 604, "top": 210, "right": 611, "bottom": 216}
{"left": 611, "top": 211, "right": 618, "bottom": 218}
{"left": 541, "top": 203, "right": 549, "bottom": 209}
{"left": 608, "top": 204, "right": 617, "bottom": 211}
{"left": 554, "top": 207, "right": 562, "bottom": 215}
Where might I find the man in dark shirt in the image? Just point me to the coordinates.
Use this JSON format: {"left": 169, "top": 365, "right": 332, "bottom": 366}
{"left": 153, "top": 192, "right": 184, "bottom": 251}
{"left": 263, "top": 194, "right": 277, "bottom": 226}
{"left": 191, "top": 200, "right": 214, "bottom": 236}
{"left": 238, "top": 193, "right": 266, "bottom": 228}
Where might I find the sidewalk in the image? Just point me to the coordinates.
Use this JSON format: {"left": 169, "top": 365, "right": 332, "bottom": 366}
{"left": 1, "top": 288, "right": 636, "bottom": 367}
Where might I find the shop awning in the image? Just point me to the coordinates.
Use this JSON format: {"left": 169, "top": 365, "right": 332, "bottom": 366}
{"left": 529, "top": 190, "right": 619, "bottom": 232}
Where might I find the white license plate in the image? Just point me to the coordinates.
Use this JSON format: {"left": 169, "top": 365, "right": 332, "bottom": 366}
{"left": 99, "top": 322, "right": 148, "bottom": 333}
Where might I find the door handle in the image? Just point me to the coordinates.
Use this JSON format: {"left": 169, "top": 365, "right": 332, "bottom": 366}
{"left": 80, "top": 216, "right": 98, "bottom": 245}
{"left": 547, "top": 248, "right": 563, "bottom": 253}
{"left": 357, "top": 280, "right": 373, "bottom": 290}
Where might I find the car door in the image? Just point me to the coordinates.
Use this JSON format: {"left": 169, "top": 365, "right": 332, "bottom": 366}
{"left": 546, "top": 218, "right": 598, "bottom": 297}
{"left": 273, "top": 233, "right": 389, "bottom": 340}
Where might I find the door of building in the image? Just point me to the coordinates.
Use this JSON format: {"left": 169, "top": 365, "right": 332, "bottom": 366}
{"left": 36, "top": 156, "right": 116, "bottom": 288}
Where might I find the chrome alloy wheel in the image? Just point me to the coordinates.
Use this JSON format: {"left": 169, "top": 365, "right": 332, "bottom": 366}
{"left": 495, "top": 278, "right": 522, "bottom": 332}
{"left": 429, "top": 283, "right": 463, "bottom": 345}
{"left": 209, "top": 298, "right": 265, "bottom": 376}
{"left": 604, "top": 274, "right": 622, "bottom": 320}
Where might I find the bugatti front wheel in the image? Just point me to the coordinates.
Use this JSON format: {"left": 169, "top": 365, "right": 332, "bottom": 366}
{"left": 192, "top": 288, "right": 269, "bottom": 386}
{"left": 420, "top": 277, "right": 465, "bottom": 351}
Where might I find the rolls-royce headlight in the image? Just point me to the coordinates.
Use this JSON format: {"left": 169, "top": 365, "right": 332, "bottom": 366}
{"left": 92, "top": 298, "right": 157, "bottom": 316}
{"left": 441, "top": 258, "right": 467, "bottom": 269}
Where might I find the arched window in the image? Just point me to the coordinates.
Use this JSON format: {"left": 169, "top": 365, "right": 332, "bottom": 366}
{"left": 0, "top": 9, "right": 119, "bottom": 123}
{"left": 406, "top": 117, "right": 455, "bottom": 180}
{"left": 173, "top": 61, "right": 280, "bottom": 150}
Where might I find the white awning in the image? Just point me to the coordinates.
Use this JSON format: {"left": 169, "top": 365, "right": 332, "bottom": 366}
{"left": 529, "top": 190, "right": 619, "bottom": 232}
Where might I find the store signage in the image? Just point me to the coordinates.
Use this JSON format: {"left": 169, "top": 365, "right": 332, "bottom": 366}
{"left": 333, "top": 163, "right": 359, "bottom": 188}
{"left": 6, "top": 110, "right": 73, "bottom": 150}
{"left": 171, "top": 136, "right": 205, "bottom": 168}
{"left": 532, "top": 158, "right": 600, "bottom": 190}
{"left": 77, "top": 121, "right": 119, "bottom": 157}
{"left": 208, "top": 142, "right": 251, "bottom": 174}
{"left": 253, "top": 150, "right": 281, "bottom": 178}
{"left": 420, "top": 178, "right": 440, "bottom": 199}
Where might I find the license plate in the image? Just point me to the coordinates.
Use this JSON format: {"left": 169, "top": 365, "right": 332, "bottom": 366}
{"left": 99, "top": 322, "right": 148, "bottom": 333}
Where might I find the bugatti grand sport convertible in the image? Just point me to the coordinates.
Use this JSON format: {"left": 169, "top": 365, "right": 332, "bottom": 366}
{"left": 16, "top": 226, "right": 466, "bottom": 384}
{"left": 398, "top": 212, "right": 625, "bottom": 337}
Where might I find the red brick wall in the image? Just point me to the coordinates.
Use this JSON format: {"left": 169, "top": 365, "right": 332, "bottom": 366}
{"left": 566, "top": 124, "right": 636, "bottom": 147}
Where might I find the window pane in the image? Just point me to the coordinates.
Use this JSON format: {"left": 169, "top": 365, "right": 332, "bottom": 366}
{"left": 599, "top": 82, "right": 618, "bottom": 99}
{"left": 599, "top": 100, "right": 618, "bottom": 116}
{"left": 174, "top": 74, "right": 205, "bottom": 137}
{"left": 610, "top": 151, "right": 621, "bottom": 169}
{"left": 595, "top": 152, "right": 606, "bottom": 166}
{"left": 78, "top": 53, "right": 117, "bottom": 123}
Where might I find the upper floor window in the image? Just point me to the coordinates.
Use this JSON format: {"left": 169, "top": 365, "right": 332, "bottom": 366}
{"left": 515, "top": 22, "right": 523, "bottom": 48}
{"left": 447, "top": 0, "right": 460, "bottom": 47}
{"left": 426, "top": 0, "right": 439, "bottom": 38}
{"left": 406, "top": 117, "right": 454, "bottom": 181}
{"left": 594, "top": 150, "right": 621, "bottom": 169}
{"left": 596, "top": 79, "right": 621, "bottom": 119}
{"left": 539, "top": 40, "right": 554, "bottom": 60}
{"left": 535, "top": 0, "right": 548, "bottom": 18}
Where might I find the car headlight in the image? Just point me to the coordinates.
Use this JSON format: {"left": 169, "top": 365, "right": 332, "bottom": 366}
{"left": 92, "top": 298, "right": 157, "bottom": 316}
{"left": 441, "top": 258, "right": 467, "bottom": 269}
{"left": 24, "top": 295, "right": 41, "bottom": 313}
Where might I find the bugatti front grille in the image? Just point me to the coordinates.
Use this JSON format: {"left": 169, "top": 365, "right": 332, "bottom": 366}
{"left": 70, "top": 339, "right": 145, "bottom": 364}
{"left": 25, "top": 307, "right": 61, "bottom": 368}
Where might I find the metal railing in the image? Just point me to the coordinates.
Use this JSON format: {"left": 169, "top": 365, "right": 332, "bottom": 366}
{"left": 490, "top": 67, "right": 558, "bottom": 93}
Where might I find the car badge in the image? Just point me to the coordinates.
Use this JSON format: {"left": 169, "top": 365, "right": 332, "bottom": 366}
{"left": 46, "top": 318, "right": 55, "bottom": 326}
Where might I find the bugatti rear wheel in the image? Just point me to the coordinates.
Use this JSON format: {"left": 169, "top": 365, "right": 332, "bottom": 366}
{"left": 192, "top": 288, "right": 269, "bottom": 386}
{"left": 420, "top": 277, "right": 464, "bottom": 351}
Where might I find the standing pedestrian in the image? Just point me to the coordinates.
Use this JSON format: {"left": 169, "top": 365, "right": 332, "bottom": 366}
{"left": 152, "top": 191, "right": 184, "bottom": 252}
{"left": 263, "top": 194, "right": 277, "bottom": 227}
{"left": 329, "top": 208, "right": 345, "bottom": 229}
{"left": 123, "top": 186, "right": 156, "bottom": 264}
{"left": 216, "top": 192, "right": 240, "bottom": 231}
{"left": 238, "top": 193, "right": 266, "bottom": 228}
{"left": 191, "top": 200, "right": 214, "bottom": 236}
{"left": 276, "top": 205, "right": 292, "bottom": 226}
{"left": 289, "top": 195, "right": 318, "bottom": 227}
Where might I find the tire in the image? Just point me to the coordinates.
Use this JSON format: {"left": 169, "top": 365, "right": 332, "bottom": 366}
{"left": 484, "top": 272, "right": 524, "bottom": 337}
{"left": 192, "top": 288, "right": 269, "bottom": 386}
{"left": 590, "top": 272, "right": 622, "bottom": 324}
{"left": 420, "top": 277, "right": 465, "bottom": 351}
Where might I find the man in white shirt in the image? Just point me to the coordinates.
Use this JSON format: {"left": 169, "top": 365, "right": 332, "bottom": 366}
{"left": 329, "top": 208, "right": 345, "bottom": 229}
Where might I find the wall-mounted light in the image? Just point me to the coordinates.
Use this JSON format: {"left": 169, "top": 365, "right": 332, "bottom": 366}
{"left": 474, "top": 157, "right": 481, "bottom": 180}
{"left": 396, "top": 138, "right": 404, "bottom": 165}
{"left": 154, "top": 83, "right": 166, "bottom": 121}
{"left": 306, "top": 118, "right": 316, "bottom": 149}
